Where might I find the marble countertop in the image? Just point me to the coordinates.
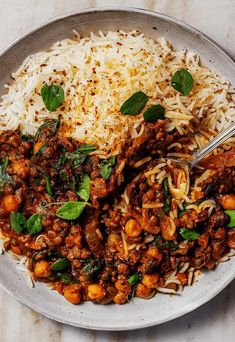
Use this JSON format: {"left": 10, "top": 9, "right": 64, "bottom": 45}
{"left": 0, "top": 1, "right": 234, "bottom": 341}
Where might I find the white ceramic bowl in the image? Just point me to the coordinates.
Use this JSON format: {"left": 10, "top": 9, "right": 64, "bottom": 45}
{"left": 0, "top": 7, "right": 234, "bottom": 331}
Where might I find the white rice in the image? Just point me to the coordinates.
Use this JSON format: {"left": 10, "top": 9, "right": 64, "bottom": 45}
{"left": 0, "top": 30, "right": 234, "bottom": 151}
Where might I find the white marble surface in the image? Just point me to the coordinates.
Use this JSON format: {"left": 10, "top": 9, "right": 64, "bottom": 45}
{"left": 0, "top": 0, "right": 234, "bottom": 341}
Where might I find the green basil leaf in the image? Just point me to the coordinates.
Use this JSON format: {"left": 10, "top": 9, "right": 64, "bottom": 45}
{"left": 0, "top": 157, "right": 11, "bottom": 192}
{"left": 82, "top": 258, "right": 104, "bottom": 280}
{"left": 77, "top": 174, "right": 90, "bottom": 201}
{"left": 225, "top": 210, "right": 235, "bottom": 228}
{"left": 143, "top": 104, "right": 165, "bottom": 122}
{"left": 27, "top": 214, "right": 43, "bottom": 235}
{"left": 56, "top": 201, "right": 88, "bottom": 220}
{"left": 128, "top": 273, "right": 140, "bottom": 286}
{"left": 35, "top": 119, "right": 60, "bottom": 141}
{"left": 179, "top": 203, "right": 188, "bottom": 218}
{"left": 120, "top": 91, "right": 149, "bottom": 116}
{"left": 179, "top": 228, "right": 200, "bottom": 241}
{"left": 155, "top": 236, "right": 178, "bottom": 251}
{"left": 101, "top": 156, "right": 115, "bottom": 180}
{"left": 10, "top": 212, "right": 27, "bottom": 233}
{"left": 66, "top": 144, "right": 97, "bottom": 168}
{"left": 155, "top": 236, "right": 167, "bottom": 249}
{"left": 33, "top": 177, "right": 40, "bottom": 186}
{"left": 55, "top": 152, "right": 67, "bottom": 169}
{"left": 163, "top": 179, "right": 172, "bottom": 214}
{"left": 51, "top": 258, "right": 71, "bottom": 271}
{"left": 21, "top": 134, "right": 33, "bottom": 142}
{"left": 35, "top": 143, "right": 47, "bottom": 157}
{"left": 58, "top": 273, "right": 72, "bottom": 283}
{"left": 45, "top": 175, "right": 52, "bottom": 197}
{"left": 171, "top": 69, "right": 194, "bottom": 96}
{"left": 41, "top": 84, "right": 64, "bottom": 112}
{"left": 75, "top": 144, "right": 97, "bottom": 153}
{"left": 101, "top": 164, "right": 112, "bottom": 179}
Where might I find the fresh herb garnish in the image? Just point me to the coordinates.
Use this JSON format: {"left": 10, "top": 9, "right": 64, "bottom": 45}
{"left": 35, "top": 119, "right": 60, "bottom": 141}
{"left": 51, "top": 258, "right": 71, "bottom": 271}
{"left": 179, "top": 228, "right": 200, "bottom": 241}
{"left": 66, "top": 144, "right": 97, "bottom": 168}
{"left": 100, "top": 156, "right": 115, "bottom": 180}
{"left": 120, "top": 91, "right": 149, "bottom": 116}
{"left": 55, "top": 150, "right": 67, "bottom": 169}
{"left": 225, "top": 210, "right": 235, "bottom": 228}
{"left": 74, "top": 144, "right": 97, "bottom": 153}
{"left": 41, "top": 84, "right": 64, "bottom": 112}
{"left": 163, "top": 178, "right": 172, "bottom": 214}
{"left": 56, "top": 201, "right": 88, "bottom": 220}
{"left": 143, "top": 104, "right": 165, "bottom": 122}
{"left": 128, "top": 273, "right": 140, "bottom": 286}
{"left": 10, "top": 212, "right": 27, "bottom": 233}
{"left": 32, "top": 250, "right": 63, "bottom": 263}
{"left": 27, "top": 214, "right": 43, "bottom": 235}
{"left": 77, "top": 174, "right": 90, "bottom": 201}
{"left": 155, "top": 236, "right": 178, "bottom": 251}
{"left": 45, "top": 175, "right": 52, "bottom": 197}
{"left": 171, "top": 69, "right": 194, "bottom": 96}
{"left": 82, "top": 258, "right": 104, "bottom": 280}
{"left": 33, "top": 177, "right": 40, "bottom": 186}
{"left": 35, "top": 143, "right": 47, "bottom": 157}
{"left": 0, "top": 157, "right": 11, "bottom": 192}
{"left": 58, "top": 273, "right": 72, "bottom": 283}
{"left": 179, "top": 203, "right": 188, "bottom": 218}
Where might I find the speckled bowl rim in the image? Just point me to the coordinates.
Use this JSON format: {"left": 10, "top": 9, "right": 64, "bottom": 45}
{"left": 0, "top": 7, "right": 234, "bottom": 331}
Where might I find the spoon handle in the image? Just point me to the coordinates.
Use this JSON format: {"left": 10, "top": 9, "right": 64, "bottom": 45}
{"left": 190, "top": 122, "right": 235, "bottom": 168}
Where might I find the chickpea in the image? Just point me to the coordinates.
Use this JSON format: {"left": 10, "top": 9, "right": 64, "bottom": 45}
{"left": 64, "top": 285, "right": 81, "bottom": 304}
{"left": 2, "top": 194, "right": 20, "bottom": 212}
{"left": 136, "top": 283, "right": 154, "bottom": 299}
{"left": 11, "top": 245, "right": 21, "bottom": 255}
{"left": 142, "top": 273, "right": 159, "bottom": 289}
{"left": 160, "top": 216, "right": 176, "bottom": 241}
{"left": 113, "top": 291, "right": 127, "bottom": 304}
{"left": 87, "top": 284, "right": 106, "bottom": 301}
{"left": 146, "top": 246, "right": 163, "bottom": 263}
{"left": 33, "top": 141, "right": 44, "bottom": 155}
{"left": 221, "top": 194, "right": 235, "bottom": 210}
{"left": 34, "top": 260, "right": 51, "bottom": 278}
{"left": 12, "top": 159, "right": 30, "bottom": 180}
{"left": 99, "top": 286, "right": 118, "bottom": 304}
{"left": 54, "top": 283, "right": 63, "bottom": 295}
{"left": 124, "top": 219, "right": 142, "bottom": 238}
{"left": 107, "top": 232, "right": 123, "bottom": 254}
{"left": 115, "top": 279, "right": 131, "bottom": 292}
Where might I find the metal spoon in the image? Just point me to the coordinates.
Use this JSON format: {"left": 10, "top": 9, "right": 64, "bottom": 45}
{"left": 173, "top": 122, "right": 235, "bottom": 169}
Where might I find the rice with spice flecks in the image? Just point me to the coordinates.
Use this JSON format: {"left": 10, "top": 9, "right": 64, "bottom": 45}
{"left": 0, "top": 30, "right": 234, "bottom": 151}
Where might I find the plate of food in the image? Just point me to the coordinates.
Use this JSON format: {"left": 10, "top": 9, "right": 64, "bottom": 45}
{"left": 0, "top": 7, "right": 234, "bottom": 331}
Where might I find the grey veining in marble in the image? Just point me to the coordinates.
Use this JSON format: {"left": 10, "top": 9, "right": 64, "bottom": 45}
{"left": 0, "top": 0, "right": 235, "bottom": 341}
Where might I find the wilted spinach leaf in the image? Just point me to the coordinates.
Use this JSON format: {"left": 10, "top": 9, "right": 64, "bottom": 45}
{"left": 101, "top": 156, "right": 115, "bottom": 180}
{"left": 56, "top": 201, "right": 88, "bottom": 220}
{"left": 179, "top": 228, "right": 200, "bottom": 241}
{"left": 0, "top": 157, "right": 11, "bottom": 192}
{"left": 163, "top": 178, "right": 172, "bottom": 214}
{"left": 82, "top": 258, "right": 104, "bottom": 280}
{"left": 10, "top": 212, "right": 27, "bottom": 233}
